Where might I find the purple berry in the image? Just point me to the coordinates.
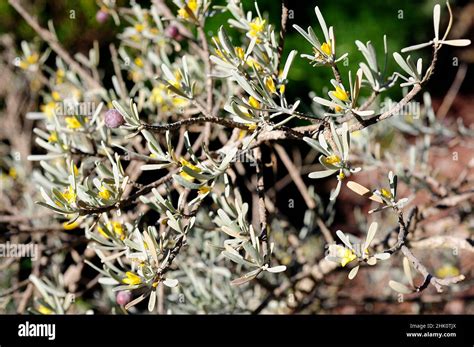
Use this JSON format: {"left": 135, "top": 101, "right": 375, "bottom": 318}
{"left": 96, "top": 10, "right": 109, "bottom": 23}
{"left": 104, "top": 109, "right": 124, "bottom": 128}
{"left": 116, "top": 291, "right": 132, "bottom": 306}
{"left": 165, "top": 25, "right": 183, "bottom": 41}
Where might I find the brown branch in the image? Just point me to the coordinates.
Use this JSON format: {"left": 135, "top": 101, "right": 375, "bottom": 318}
{"left": 253, "top": 147, "right": 269, "bottom": 260}
{"left": 401, "top": 245, "right": 465, "bottom": 293}
{"left": 141, "top": 116, "right": 250, "bottom": 132}
{"left": 276, "top": 0, "right": 289, "bottom": 70}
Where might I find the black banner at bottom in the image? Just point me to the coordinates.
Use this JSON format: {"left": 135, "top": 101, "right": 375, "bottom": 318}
{"left": 0, "top": 314, "right": 472, "bottom": 345}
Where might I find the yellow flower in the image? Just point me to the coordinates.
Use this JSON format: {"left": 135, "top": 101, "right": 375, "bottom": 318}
{"left": 246, "top": 123, "right": 258, "bottom": 131}
{"left": 98, "top": 186, "right": 112, "bottom": 200}
{"left": 37, "top": 304, "right": 53, "bottom": 315}
{"left": 63, "top": 220, "right": 80, "bottom": 230}
{"left": 65, "top": 117, "right": 82, "bottom": 129}
{"left": 111, "top": 221, "right": 124, "bottom": 239}
{"left": 178, "top": 0, "right": 198, "bottom": 19}
{"left": 51, "top": 91, "right": 61, "bottom": 101}
{"left": 323, "top": 155, "right": 341, "bottom": 165}
{"left": 56, "top": 69, "right": 65, "bottom": 84}
{"left": 249, "top": 18, "right": 266, "bottom": 40}
{"left": 436, "top": 265, "right": 460, "bottom": 279}
{"left": 333, "top": 86, "right": 349, "bottom": 102}
{"left": 179, "top": 157, "right": 201, "bottom": 181}
{"left": 321, "top": 42, "right": 332, "bottom": 56}
{"left": 337, "top": 171, "right": 345, "bottom": 180}
{"left": 48, "top": 131, "right": 58, "bottom": 143}
{"left": 198, "top": 186, "right": 211, "bottom": 194}
{"left": 235, "top": 47, "right": 245, "bottom": 61}
{"left": 334, "top": 105, "right": 343, "bottom": 113}
{"left": 40, "top": 102, "right": 56, "bottom": 119}
{"left": 134, "top": 23, "right": 145, "bottom": 32}
{"left": 19, "top": 53, "right": 39, "bottom": 70}
{"left": 61, "top": 186, "right": 76, "bottom": 204}
{"left": 340, "top": 248, "right": 357, "bottom": 267}
{"left": 380, "top": 188, "right": 393, "bottom": 199}
{"left": 248, "top": 96, "right": 260, "bottom": 109}
{"left": 123, "top": 271, "right": 142, "bottom": 285}
{"left": 73, "top": 164, "right": 79, "bottom": 176}
{"left": 279, "top": 84, "right": 286, "bottom": 94}
{"left": 8, "top": 168, "right": 17, "bottom": 179}
{"left": 98, "top": 221, "right": 124, "bottom": 240}
{"left": 264, "top": 76, "right": 276, "bottom": 94}
{"left": 246, "top": 57, "right": 262, "bottom": 70}
{"left": 134, "top": 57, "right": 144, "bottom": 68}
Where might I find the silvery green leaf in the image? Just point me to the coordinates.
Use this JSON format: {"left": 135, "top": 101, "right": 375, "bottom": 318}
{"left": 163, "top": 278, "right": 179, "bottom": 287}
{"left": 389, "top": 280, "right": 413, "bottom": 294}
{"left": 364, "top": 222, "right": 378, "bottom": 250}
{"left": 313, "top": 96, "right": 342, "bottom": 110}
{"left": 401, "top": 41, "right": 432, "bottom": 53}
{"left": 281, "top": 50, "right": 297, "bottom": 80}
{"left": 35, "top": 138, "right": 61, "bottom": 153}
{"left": 439, "top": 39, "right": 471, "bottom": 47}
{"left": 218, "top": 26, "right": 235, "bottom": 58}
{"left": 148, "top": 291, "right": 156, "bottom": 313}
{"left": 353, "top": 110, "right": 375, "bottom": 117}
{"left": 330, "top": 179, "right": 342, "bottom": 201}
{"left": 231, "top": 71, "right": 261, "bottom": 101}
{"left": 367, "top": 257, "right": 377, "bottom": 265}
{"left": 222, "top": 251, "right": 255, "bottom": 268}
{"left": 210, "top": 55, "right": 235, "bottom": 71}
{"left": 348, "top": 265, "right": 359, "bottom": 280}
{"left": 315, "top": 6, "right": 330, "bottom": 43}
{"left": 125, "top": 293, "right": 148, "bottom": 310}
{"left": 374, "top": 252, "right": 390, "bottom": 260}
{"left": 393, "top": 52, "right": 415, "bottom": 78}
{"left": 266, "top": 265, "right": 286, "bottom": 273}
{"left": 29, "top": 275, "right": 55, "bottom": 308}
{"left": 230, "top": 268, "right": 261, "bottom": 286}
{"left": 243, "top": 242, "right": 263, "bottom": 266}
{"left": 433, "top": 4, "right": 440, "bottom": 40}
{"left": 329, "top": 121, "right": 343, "bottom": 155}
{"left": 173, "top": 173, "right": 202, "bottom": 190}
{"left": 355, "top": 40, "right": 378, "bottom": 72}
{"left": 27, "top": 154, "right": 64, "bottom": 161}
{"left": 341, "top": 122, "right": 350, "bottom": 160}
{"left": 161, "top": 63, "right": 176, "bottom": 82}
{"left": 308, "top": 169, "right": 336, "bottom": 179}
{"left": 181, "top": 166, "right": 213, "bottom": 181}
{"left": 336, "top": 230, "right": 353, "bottom": 250}
{"left": 141, "top": 164, "right": 171, "bottom": 171}
{"left": 389, "top": 171, "right": 397, "bottom": 198}
{"left": 166, "top": 210, "right": 181, "bottom": 232}
{"left": 303, "top": 136, "right": 330, "bottom": 156}
{"left": 359, "top": 62, "right": 375, "bottom": 86}
{"left": 218, "top": 147, "right": 238, "bottom": 171}
{"left": 292, "top": 25, "right": 317, "bottom": 47}
{"left": 221, "top": 226, "right": 243, "bottom": 238}
{"left": 98, "top": 277, "right": 119, "bottom": 285}
{"left": 403, "top": 257, "right": 414, "bottom": 287}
